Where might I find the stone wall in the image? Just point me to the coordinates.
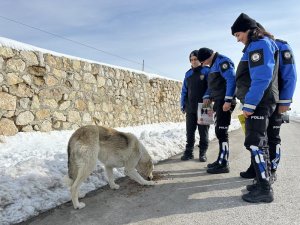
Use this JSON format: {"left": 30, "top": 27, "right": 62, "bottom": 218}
{"left": 0, "top": 46, "right": 184, "bottom": 136}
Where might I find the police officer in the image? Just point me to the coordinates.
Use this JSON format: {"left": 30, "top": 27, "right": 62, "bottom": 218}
{"left": 197, "top": 48, "right": 236, "bottom": 174}
{"left": 240, "top": 23, "right": 297, "bottom": 185}
{"left": 180, "top": 50, "right": 210, "bottom": 162}
{"left": 231, "top": 13, "right": 279, "bottom": 203}
{"left": 268, "top": 38, "right": 297, "bottom": 179}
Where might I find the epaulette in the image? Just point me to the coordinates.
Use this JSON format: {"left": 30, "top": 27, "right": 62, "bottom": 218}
{"left": 275, "top": 39, "right": 288, "bottom": 44}
{"left": 186, "top": 68, "right": 193, "bottom": 74}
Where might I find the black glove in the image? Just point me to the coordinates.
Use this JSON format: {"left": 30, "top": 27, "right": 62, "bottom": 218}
{"left": 282, "top": 113, "right": 289, "bottom": 123}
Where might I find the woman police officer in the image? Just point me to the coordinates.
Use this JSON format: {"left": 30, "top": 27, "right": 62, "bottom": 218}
{"left": 231, "top": 13, "right": 279, "bottom": 203}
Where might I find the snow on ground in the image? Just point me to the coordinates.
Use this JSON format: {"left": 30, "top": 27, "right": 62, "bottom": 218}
{"left": 0, "top": 121, "right": 240, "bottom": 225}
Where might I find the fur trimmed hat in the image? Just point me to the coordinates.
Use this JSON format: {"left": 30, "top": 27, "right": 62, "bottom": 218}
{"left": 197, "top": 48, "right": 213, "bottom": 62}
{"left": 231, "top": 13, "right": 257, "bottom": 35}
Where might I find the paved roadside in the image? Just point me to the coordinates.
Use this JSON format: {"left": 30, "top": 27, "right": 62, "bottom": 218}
{"left": 19, "top": 121, "right": 300, "bottom": 225}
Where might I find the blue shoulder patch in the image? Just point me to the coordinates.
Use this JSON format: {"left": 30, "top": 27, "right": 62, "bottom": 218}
{"left": 249, "top": 49, "right": 264, "bottom": 67}
{"left": 220, "top": 61, "right": 230, "bottom": 72}
{"left": 282, "top": 50, "right": 294, "bottom": 64}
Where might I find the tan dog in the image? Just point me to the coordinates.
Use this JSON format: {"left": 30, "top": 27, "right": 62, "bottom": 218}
{"left": 64, "top": 125, "right": 154, "bottom": 209}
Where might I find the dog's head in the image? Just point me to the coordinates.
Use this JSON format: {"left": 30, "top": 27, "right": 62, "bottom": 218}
{"left": 137, "top": 158, "right": 154, "bottom": 181}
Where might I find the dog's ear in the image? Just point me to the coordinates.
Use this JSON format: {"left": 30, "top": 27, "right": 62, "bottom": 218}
{"left": 136, "top": 159, "right": 151, "bottom": 178}
{"left": 136, "top": 158, "right": 144, "bottom": 174}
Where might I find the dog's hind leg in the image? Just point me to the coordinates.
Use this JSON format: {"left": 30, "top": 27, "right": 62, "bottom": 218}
{"left": 125, "top": 168, "right": 155, "bottom": 186}
{"left": 71, "top": 159, "right": 97, "bottom": 209}
{"left": 70, "top": 167, "right": 87, "bottom": 209}
{"left": 105, "top": 166, "right": 120, "bottom": 189}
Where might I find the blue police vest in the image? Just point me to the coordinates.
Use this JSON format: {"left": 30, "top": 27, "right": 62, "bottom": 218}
{"left": 236, "top": 37, "right": 279, "bottom": 112}
{"left": 275, "top": 39, "right": 297, "bottom": 106}
{"left": 207, "top": 53, "right": 236, "bottom": 101}
{"left": 181, "top": 66, "right": 209, "bottom": 113}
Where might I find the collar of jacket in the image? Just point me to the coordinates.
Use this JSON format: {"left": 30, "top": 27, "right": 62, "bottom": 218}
{"left": 242, "top": 43, "right": 250, "bottom": 53}
{"left": 210, "top": 52, "right": 219, "bottom": 67}
{"left": 192, "top": 65, "right": 202, "bottom": 72}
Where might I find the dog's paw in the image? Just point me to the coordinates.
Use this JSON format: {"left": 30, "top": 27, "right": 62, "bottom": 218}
{"left": 110, "top": 184, "right": 120, "bottom": 190}
{"left": 74, "top": 202, "right": 86, "bottom": 209}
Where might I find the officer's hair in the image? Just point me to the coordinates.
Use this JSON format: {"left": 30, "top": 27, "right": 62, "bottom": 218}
{"left": 247, "top": 27, "right": 274, "bottom": 44}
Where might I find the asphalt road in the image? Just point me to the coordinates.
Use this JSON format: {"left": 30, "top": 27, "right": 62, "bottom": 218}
{"left": 19, "top": 121, "right": 300, "bottom": 225}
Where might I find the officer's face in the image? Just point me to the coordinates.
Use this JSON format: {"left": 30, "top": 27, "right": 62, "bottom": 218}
{"left": 190, "top": 56, "right": 200, "bottom": 68}
{"left": 234, "top": 31, "right": 248, "bottom": 45}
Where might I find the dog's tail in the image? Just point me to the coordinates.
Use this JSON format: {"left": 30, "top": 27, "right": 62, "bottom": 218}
{"left": 64, "top": 140, "right": 74, "bottom": 187}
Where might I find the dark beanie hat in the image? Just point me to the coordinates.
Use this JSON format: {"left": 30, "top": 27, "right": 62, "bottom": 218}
{"left": 197, "top": 48, "right": 213, "bottom": 62}
{"left": 231, "top": 13, "right": 257, "bottom": 35}
{"left": 256, "top": 22, "right": 265, "bottom": 31}
{"left": 189, "top": 50, "right": 199, "bottom": 60}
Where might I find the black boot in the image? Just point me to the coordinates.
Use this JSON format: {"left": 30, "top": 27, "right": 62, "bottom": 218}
{"left": 242, "top": 180, "right": 274, "bottom": 203}
{"left": 199, "top": 149, "right": 207, "bottom": 162}
{"left": 246, "top": 179, "right": 258, "bottom": 192}
{"left": 207, "top": 142, "right": 227, "bottom": 168}
{"left": 181, "top": 150, "right": 194, "bottom": 161}
{"left": 207, "top": 162, "right": 230, "bottom": 174}
{"left": 181, "top": 154, "right": 194, "bottom": 160}
{"left": 240, "top": 162, "right": 256, "bottom": 179}
{"left": 207, "top": 160, "right": 219, "bottom": 168}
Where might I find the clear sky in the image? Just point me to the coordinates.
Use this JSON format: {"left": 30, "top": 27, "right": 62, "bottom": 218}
{"left": 0, "top": 0, "right": 299, "bottom": 111}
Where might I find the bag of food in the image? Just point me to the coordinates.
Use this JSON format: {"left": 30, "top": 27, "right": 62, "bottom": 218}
{"left": 197, "top": 103, "right": 214, "bottom": 125}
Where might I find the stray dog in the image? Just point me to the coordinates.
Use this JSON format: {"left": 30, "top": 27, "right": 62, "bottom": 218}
{"left": 64, "top": 125, "right": 154, "bottom": 209}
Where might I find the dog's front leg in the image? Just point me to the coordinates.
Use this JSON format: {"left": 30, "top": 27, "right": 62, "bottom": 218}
{"left": 105, "top": 166, "right": 120, "bottom": 189}
{"left": 125, "top": 169, "right": 155, "bottom": 186}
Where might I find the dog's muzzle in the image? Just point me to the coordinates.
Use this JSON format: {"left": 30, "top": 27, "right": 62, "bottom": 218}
{"left": 147, "top": 173, "right": 153, "bottom": 181}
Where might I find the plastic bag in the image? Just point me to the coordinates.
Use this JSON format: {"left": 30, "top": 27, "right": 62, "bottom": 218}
{"left": 197, "top": 103, "right": 214, "bottom": 125}
{"left": 238, "top": 114, "right": 246, "bottom": 133}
